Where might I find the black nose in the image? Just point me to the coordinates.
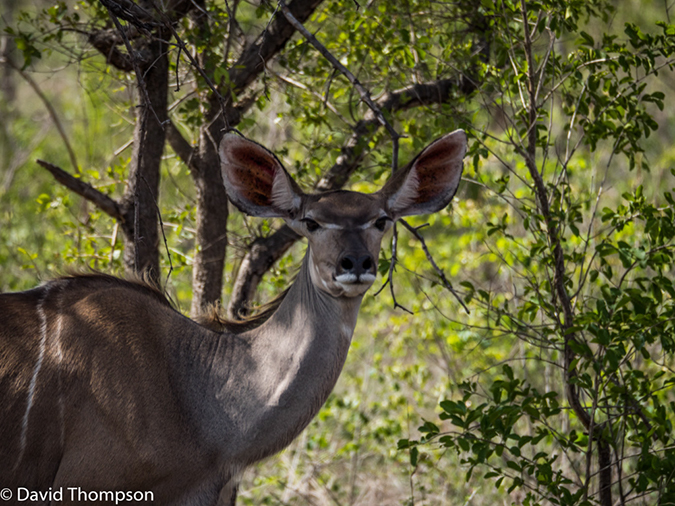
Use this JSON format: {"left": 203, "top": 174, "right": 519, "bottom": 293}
{"left": 338, "top": 254, "right": 375, "bottom": 276}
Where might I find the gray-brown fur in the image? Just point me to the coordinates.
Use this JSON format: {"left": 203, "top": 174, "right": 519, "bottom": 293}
{"left": 0, "top": 268, "right": 357, "bottom": 504}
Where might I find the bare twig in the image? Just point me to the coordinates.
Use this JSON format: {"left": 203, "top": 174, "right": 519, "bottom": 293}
{"left": 399, "top": 219, "right": 470, "bottom": 314}
{"left": 141, "top": 175, "right": 173, "bottom": 289}
{"left": 277, "top": 0, "right": 402, "bottom": 171}
{"left": 36, "top": 160, "right": 123, "bottom": 221}
{"left": 374, "top": 223, "right": 412, "bottom": 314}
{"left": 3, "top": 56, "right": 79, "bottom": 174}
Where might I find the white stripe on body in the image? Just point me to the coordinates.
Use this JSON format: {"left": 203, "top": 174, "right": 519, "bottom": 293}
{"left": 15, "top": 284, "right": 52, "bottom": 469}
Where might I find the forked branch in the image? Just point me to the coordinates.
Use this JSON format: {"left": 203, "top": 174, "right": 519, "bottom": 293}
{"left": 399, "top": 219, "right": 469, "bottom": 314}
{"left": 277, "top": 0, "right": 402, "bottom": 171}
{"left": 373, "top": 223, "right": 413, "bottom": 314}
{"left": 162, "top": 0, "right": 324, "bottom": 314}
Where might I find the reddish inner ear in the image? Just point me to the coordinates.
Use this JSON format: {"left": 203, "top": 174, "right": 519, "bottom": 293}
{"left": 230, "top": 148, "right": 279, "bottom": 207}
{"left": 411, "top": 134, "right": 464, "bottom": 206}
{"left": 413, "top": 142, "right": 456, "bottom": 203}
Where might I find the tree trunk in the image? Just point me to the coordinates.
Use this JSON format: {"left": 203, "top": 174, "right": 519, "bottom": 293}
{"left": 119, "top": 35, "right": 169, "bottom": 283}
{"left": 0, "top": 0, "right": 18, "bottom": 103}
{"left": 190, "top": 118, "right": 229, "bottom": 317}
{"left": 186, "top": 0, "right": 325, "bottom": 314}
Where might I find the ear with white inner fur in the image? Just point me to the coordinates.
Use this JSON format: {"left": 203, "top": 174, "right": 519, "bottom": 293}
{"left": 377, "top": 129, "right": 467, "bottom": 219}
{"left": 219, "top": 133, "right": 304, "bottom": 218}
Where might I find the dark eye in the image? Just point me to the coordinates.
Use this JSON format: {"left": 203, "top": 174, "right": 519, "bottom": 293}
{"left": 302, "top": 218, "right": 321, "bottom": 232}
{"left": 374, "top": 217, "right": 390, "bottom": 231}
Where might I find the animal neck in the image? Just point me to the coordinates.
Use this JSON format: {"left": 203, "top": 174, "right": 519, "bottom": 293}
{"left": 182, "top": 251, "right": 363, "bottom": 465}
{"left": 258, "top": 250, "right": 364, "bottom": 348}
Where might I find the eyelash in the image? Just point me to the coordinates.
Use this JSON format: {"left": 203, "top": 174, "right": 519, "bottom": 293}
{"left": 375, "top": 217, "right": 390, "bottom": 231}
{"left": 301, "top": 217, "right": 390, "bottom": 232}
{"left": 302, "top": 218, "right": 321, "bottom": 232}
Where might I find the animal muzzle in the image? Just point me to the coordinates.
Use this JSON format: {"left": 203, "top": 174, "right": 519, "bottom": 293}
{"left": 335, "top": 253, "right": 376, "bottom": 285}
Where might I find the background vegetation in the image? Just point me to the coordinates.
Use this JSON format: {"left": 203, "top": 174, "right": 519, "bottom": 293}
{"left": 2, "top": 0, "right": 675, "bottom": 504}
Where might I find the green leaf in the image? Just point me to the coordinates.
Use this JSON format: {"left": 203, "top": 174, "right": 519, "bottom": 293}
{"left": 409, "top": 446, "right": 419, "bottom": 467}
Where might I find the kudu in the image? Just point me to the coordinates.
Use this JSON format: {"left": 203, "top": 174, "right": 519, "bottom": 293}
{"left": 0, "top": 130, "right": 466, "bottom": 505}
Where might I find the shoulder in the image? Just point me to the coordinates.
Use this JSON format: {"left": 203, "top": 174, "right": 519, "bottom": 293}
{"left": 44, "top": 272, "right": 174, "bottom": 309}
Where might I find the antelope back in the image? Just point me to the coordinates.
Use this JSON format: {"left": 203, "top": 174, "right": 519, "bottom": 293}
{"left": 0, "top": 276, "right": 213, "bottom": 498}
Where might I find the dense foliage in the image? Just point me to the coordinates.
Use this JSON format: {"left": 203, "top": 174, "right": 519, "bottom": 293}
{"left": 2, "top": 0, "right": 675, "bottom": 504}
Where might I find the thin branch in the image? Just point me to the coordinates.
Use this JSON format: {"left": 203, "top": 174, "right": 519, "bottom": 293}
{"left": 517, "top": 0, "right": 590, "bottom": 426}
{"left": 519, "top": 4, "right": 612, "bottom": 506}
{"left": 141, "top": 175, "right": 173, "bottom": 289}
{"left": 36, "top": 160, "right": 123, "bottom": 221}
{"left": 386, "top": 225, "right": 411, "bottom": 313}
{"left": 277, "top": 0, "right": 401, "bottom": 171}
{"left": 165, "top": 121, "right": 199, "bottom": 172}
{"left": 373, "top": 223, "right": 412, "bottom": 314}
{"left": 105, "top": 6, "right": 162, "bottom": 127}
{"left": 88, "top": 28, "right": 141, "bottom": 71}
{"left": 3, "top": 56, "right": 80, "bottom": 174}
{"left": 399, "top": 219, "right": 470, "bottom": 314}
{"left": 223, "top": 0, "right": 240, "bottom": 66}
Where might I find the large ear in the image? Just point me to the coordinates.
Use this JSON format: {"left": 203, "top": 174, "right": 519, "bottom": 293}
{"left": 377, "top": 129, "right": 467, "bottom": 219}
{"left": 219, "top": 133, "right": 304, "bottom": 218}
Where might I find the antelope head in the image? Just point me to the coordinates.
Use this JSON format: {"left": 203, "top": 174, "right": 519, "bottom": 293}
{"left": 219, "top": 130, "right": 467, "bottom": 299}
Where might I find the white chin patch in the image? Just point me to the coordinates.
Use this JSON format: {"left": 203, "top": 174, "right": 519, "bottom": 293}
{"left": 359, "top": 273, "right": 376, "bottom": 284}
{"left": 333, "top": 273, "right": 377, "bottom": 297}
{"left": 335, "top": 273, "right": 376, "bottom": 285}
{"left": 335, "top": 273, "right": 358, "bottom": 284}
